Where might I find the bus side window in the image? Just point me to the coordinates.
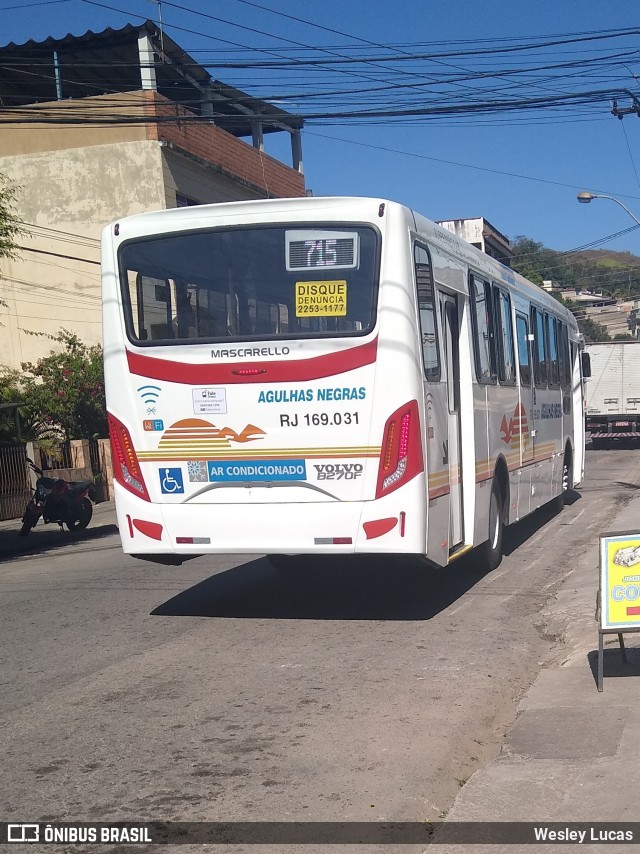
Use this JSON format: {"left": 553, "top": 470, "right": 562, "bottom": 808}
{"left": 470, "top": 274, "right": 496, "bottom": 383}
{"left": 414, "top": 244, "right": 441, "bottom": 382}
{"left": 515, "top": 313, "right": 531, "bottom": 387}
{"left": 495, "top": 287, "right": 516, "bottom": 384}
{"left": 531, "top": 306, "right": 547, "bottom": 387}
{"left": 546, "top": 313, "right": 560, "bottom": 387}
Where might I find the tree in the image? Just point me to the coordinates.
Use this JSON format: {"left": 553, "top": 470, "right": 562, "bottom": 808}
{"left": 577, "top": 316, "right": 611, "bottom": 343}
{"left": 0, "top": 173, "right": 24, "bottom": 313}
{"left": 0, "top": 329, "right": 107, "bottom": 442}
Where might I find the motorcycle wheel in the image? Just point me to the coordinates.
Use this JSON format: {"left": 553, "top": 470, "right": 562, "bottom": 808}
{"left": 67, "top": 498, "right": 93, "bottom": 531}
{"left": 19, "top": 518, "right": 35, "bottom": 536}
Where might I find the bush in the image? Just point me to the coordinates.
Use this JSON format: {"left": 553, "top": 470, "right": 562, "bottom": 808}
{"left": 0, "top": 329, "right": 107, "bottom": 443}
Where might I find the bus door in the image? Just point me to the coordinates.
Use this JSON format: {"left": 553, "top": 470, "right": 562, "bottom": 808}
{"left": 440, "top": 293, "right": 464, "bottom": 549}
{"left": 515, "top": 311, "right": 535, "bottom": 514}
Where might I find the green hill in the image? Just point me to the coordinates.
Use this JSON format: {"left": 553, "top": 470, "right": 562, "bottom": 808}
{"left": 510, "top": 238, "right": 640, "bottom": 342}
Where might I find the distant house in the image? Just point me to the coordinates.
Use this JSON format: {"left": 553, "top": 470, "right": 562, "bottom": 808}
{"left": 436, "top": 217, "right": 513, "bottom": 267}
{"left": 0, "top": 21, "right": 305, "bottom": 369}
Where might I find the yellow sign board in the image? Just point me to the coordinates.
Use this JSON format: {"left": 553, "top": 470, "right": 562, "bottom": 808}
{"left": 599, "top": 531, "right": 640, "bottom": 629}
{"left": 295, "top": 281, "right": 347, "bottom": 317}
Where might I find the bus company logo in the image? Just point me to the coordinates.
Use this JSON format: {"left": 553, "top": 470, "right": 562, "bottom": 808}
{"left": 541, "top": 402, "right": 562, "bottom": 419}
{"left": 500, "top": 403, "right": 530, "bottom": 449}
{"left": 158, "top": 419, "right": 266, "bottom": 456}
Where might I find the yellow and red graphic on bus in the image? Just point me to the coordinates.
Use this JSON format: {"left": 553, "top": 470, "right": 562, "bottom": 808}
{"left": 135, "top": 417, "right": 381, "bottom": 463}
{"left": 155, "top": 418, "right": 265, "bottom": 457}
{"left": 500, "top": 403, "right": 530, "bottom": 451}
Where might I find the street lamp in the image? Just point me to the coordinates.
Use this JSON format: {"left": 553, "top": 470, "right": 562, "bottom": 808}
{"left": 576, "top": 191, "right": 640, "bottom": 227}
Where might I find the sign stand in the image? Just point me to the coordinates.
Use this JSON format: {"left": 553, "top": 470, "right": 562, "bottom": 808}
{"left": 596, "top": 627, "right": 629, "bottom": 693}
{"left": 597, "top": 531, "right": 640, "bottom": 692}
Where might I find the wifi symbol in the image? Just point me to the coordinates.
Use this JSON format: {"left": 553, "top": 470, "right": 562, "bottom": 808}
{"left": 137, "top": 385, "right": 161, "bottom": 405}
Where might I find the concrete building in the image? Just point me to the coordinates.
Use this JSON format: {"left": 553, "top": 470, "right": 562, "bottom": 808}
{"left": 436, "top": 217, "right": 512, "bottom": 267}
{"left": 0, "top": 21, "right": 305, "bottom": 369}
{"left": 583, "top": 299, "right": 640, "bottom": 338}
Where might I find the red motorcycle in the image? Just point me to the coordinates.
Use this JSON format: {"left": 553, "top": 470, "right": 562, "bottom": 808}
{"left": 20, "top": 458, "right": 95, "bottom": 536}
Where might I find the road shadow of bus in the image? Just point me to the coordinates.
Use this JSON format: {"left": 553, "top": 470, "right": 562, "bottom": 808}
{"left": 151, "top": 553, "right": 484, "bottom": 621}
{"left": 502, "top": 489, "right": 582, "bottom": 557}
{"left": 0, "top": 523, "right": 119, "bottom": 563}
{"left": 152, "top": 498, "right": 578, "bottom": 621}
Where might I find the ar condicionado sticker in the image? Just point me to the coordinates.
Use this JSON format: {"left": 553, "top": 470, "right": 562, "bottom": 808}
{"left": 295, "top": 281, "right": 347, "bottom": 316}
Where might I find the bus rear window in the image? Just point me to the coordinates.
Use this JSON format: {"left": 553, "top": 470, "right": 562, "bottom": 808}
{"left": 118, "top": 225, "right": 379, "bottom": 344}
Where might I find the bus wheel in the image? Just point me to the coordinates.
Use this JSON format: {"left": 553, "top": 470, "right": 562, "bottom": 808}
{"left": 481, "top": 479, "right": 504, "bottom": 571}
{"left": 552, "top": 451, "right": 573, "bottom": 512}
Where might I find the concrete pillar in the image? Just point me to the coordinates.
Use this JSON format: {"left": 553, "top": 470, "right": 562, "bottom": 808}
{"left": 138, "top": 33, "right": 158, "bottom": 91}
{"left": 69, "top": 439, "right": 90, "bottom": 469}
{"left": 291, "top": 129, "right": 303, "bottom": 174}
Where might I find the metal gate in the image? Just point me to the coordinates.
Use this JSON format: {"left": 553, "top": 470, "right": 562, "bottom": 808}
{"left": 0, "top": 444, "right": 31, "bottom": 521}
{"left": 88, "top": 438, "right": 110, "bottom": 502}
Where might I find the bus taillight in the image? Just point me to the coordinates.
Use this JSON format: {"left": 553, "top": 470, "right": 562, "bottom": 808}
{"left": 375, "top": 400, "right": 423, "bottom": 498}
{"left": 108, "top": 412, "right": 150, "bottom": 502}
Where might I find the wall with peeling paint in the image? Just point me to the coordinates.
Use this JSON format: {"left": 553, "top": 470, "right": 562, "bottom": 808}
{"left": 0, "top": 93, "right": 305, "bottom": 371}
{"left": 0, "top": 140, "right": 164, "bottom": 369}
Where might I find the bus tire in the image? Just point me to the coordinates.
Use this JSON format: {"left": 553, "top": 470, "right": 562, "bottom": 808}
{"left": 481, "top": 478, "right": 504, "bottom": 571}
{"left": 552, "top": 450, "right": 573, "bottom": 512}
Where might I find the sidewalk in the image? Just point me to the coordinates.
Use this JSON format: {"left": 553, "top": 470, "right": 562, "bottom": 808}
{"left": 0, "top": 500, "right": 118, "bottom": 560}
{"left": 441, "top": 490, "right": 640, "bottom": 848}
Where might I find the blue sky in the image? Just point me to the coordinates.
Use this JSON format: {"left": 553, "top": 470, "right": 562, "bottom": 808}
{"left": 4, "top": 0, "right": 640, "bottom": 254}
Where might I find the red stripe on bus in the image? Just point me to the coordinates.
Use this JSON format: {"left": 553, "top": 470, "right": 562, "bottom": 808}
{"left": 126, "top": 338, "right": 378, "bottom": 385}
{"left": 429, "top": 485, "right": 450, "bottom": 499}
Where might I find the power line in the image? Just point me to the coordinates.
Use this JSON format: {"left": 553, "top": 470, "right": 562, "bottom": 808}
{"left": 304, "top": 129, "right": 640, "bottom": 201}
{"left": 16, "top": 245, "right": 100, "bottom": 265}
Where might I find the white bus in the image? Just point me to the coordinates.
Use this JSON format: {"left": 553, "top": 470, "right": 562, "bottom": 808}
{"left": 101, "top": 196, "right": 587, "bottom": 570}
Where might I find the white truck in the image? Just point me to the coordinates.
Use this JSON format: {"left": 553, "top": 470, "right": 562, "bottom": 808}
{"left": 585, "top": 341, "right": 640, "bottom": 448}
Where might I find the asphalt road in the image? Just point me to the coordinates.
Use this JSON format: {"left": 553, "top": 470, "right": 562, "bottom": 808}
{"left": 2, "top": 447, "right": 639, "bottom": 840}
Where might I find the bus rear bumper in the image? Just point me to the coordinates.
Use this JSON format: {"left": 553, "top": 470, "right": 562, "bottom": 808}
{"left": 113, "top": 482, "right": 426, "bottom": 556}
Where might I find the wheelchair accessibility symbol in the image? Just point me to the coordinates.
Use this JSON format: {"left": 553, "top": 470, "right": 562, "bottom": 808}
{"left": 160, "top": 467, "right": 184, "bottom": 494}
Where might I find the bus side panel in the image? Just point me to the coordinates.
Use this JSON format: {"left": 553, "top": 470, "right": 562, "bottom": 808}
{"left": 472, "top": 385, "right": 490, "bottom": 548}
